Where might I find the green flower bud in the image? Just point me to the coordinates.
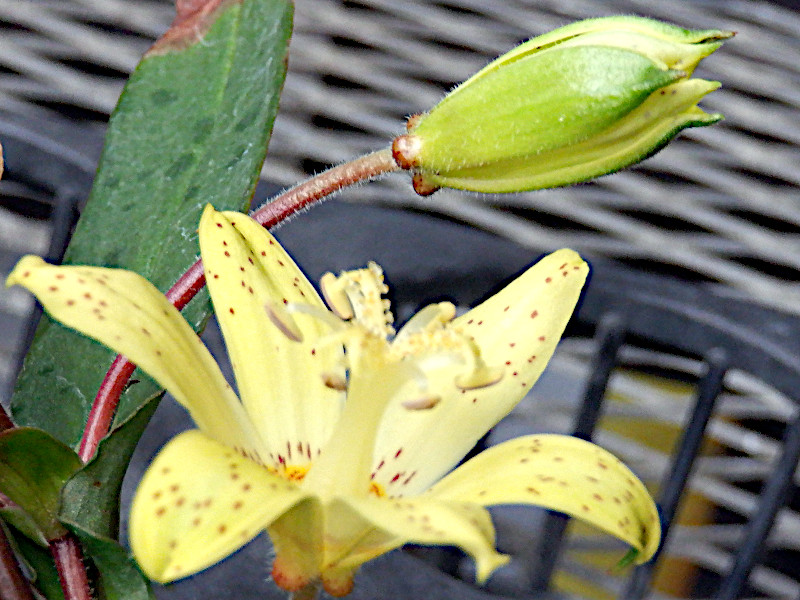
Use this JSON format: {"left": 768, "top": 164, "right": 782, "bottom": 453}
{"left": 392, "top": 16, "right": 732, "bottom": 195}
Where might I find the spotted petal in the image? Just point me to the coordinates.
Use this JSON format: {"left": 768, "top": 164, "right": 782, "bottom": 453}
{"left": 5, "top": 256, "right": 258, "bottom": 451}
{"left": 130, "top": 430, "right": 307, "bottom": 582}
{"left": 427, "top": 434, "right": 660, "bottom": 563}
{"left": 372, "top": 249, "right": 589, "bottom": 495}
{"left": 199, "top": 206, "right": 344, "bottom": 469}
{"left": 331, "top": 496, "right": 508, "bottom": 584}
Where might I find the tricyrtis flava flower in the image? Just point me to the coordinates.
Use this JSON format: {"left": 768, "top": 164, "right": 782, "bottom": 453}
{"left": 7, "top": 206, "right": 660, "bottom": 597}
{"left": 392, "top": 16, "right": 732, "bottom": 195}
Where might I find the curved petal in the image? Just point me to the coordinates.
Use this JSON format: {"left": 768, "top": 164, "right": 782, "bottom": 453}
{"left": 427, "top": 434, "right": 660, "bottom": 564}
{"left": 130, "top": 430, "right": 308, "bottom": 582}
{"left": 372, "top": 249, "right": 588, "bottom": 494}
{"left": 6, "top": 256, "right": 258, "bottom": 451}
{"left": 330, "top": 496, "right": 508, "bottom": 584}
{"left": 199, "top": 206, "right": 345, "bottom": 469}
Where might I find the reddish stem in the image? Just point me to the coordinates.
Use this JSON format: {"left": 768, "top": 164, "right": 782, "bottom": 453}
{"left": 50, "top": 536, "right": 92, "bottom": 600}
{"left": 0, "top": 523, "right": 35, "bottom": 600}
{"left": 251, "top": 148, "right": 398, "bottom": 227}
{"left": 0, "top": 405, "right": 14, "bottom": 433}
{"left": 77, "top": 148, "right": 399, "bottom": 462}
{"left": 78, "top": 356, "right": 137, "bottom": 463}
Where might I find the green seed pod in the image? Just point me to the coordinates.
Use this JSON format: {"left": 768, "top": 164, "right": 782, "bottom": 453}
{"left": 392, "top": 16, "right": 732, "bottom": 195}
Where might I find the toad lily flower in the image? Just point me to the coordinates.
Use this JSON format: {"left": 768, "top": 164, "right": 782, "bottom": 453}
{"left": 7, "top": 205, "right": 659, "bottom": 597}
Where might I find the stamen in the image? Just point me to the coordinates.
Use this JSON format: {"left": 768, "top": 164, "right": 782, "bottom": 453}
{"left": 455, "top": 366, "right": 504, "bottom": 390}
{"left": 321, "top": 372, "right": 347, "bottom": 391}
{"left": 286, "top": 302, "right": 347, "bottom": 331}
{"left": 265, "top": 301, "right": 303, "bottom": 342}
{"left": 320, "top": 272, "right": 354, "bottom": 319}
{"left": 394, "top": 302, "right": 456, "bottom": 344}
{"left": 402, "top": 395, "right": 441, "bottom": 410}
{"left": 324, "top": 263, "right": 394, "bottom": 337}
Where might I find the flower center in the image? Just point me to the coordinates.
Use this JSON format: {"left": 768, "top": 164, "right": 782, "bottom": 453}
{"left": 268, "top": 464, "right": 310, "bottom": 482}
{"left": 369, "top": 481, "right": 387, "bottom": 497}
{"left": 266, "top": 264, "right": 505, "bottom": 405}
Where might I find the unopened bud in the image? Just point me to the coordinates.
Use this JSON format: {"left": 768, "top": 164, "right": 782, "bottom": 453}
{"left": 394, "top": 16, "right": 732, "bottom": 194}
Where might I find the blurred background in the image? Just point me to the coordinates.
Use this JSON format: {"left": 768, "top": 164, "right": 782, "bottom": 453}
{"left": 1, "top": 1, "right": 800, "bottom": 599}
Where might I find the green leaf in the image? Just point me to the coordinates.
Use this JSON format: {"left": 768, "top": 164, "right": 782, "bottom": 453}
{"left": 8, "top": 531, "right": 64, "bottom": 600}
{"left": 0, "top": 505, "right": 48, "bottom": 547}
{"left": 11, "top": 0, "right": 294, "bottom": 448}
{"left": 60, "top": 396, "right": 160, "bottom": 540}
{"left": 0, "top": 428, "right": 82, "bottom": 541}
{"left": 67, "top": 525, "right": 154, "bottom": 600}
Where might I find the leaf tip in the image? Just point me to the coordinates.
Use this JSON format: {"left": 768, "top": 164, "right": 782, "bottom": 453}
{"left": 147, "top": 0, "right": 240, "bottom": 56}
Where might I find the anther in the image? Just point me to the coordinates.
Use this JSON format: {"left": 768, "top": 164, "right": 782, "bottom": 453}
{"left": 265, "top": 301, "right": 303, "bottom": 342}
{"left": 455, "top": 366, "right": 504, "bottom": 390}
{"left": 402, "top": 395, "right": 441, "bottom": 410}
{"left": 321, "top": 372, "right": 347, "bottom": 391}
{"left": 320, "top": 272, "right": 355, "bottom": 319}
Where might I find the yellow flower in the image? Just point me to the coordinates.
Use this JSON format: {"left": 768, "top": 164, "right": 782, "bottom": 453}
{"left": 7, "top": 205, "right": 659, "bottom": 597}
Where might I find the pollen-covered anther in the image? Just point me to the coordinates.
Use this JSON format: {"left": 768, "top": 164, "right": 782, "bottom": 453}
{"left": 321, "top": 372, "right": 347, "bottom": 391}
{"left": 265, "top": 300, "right": 303, "bottom": 342}
{"left": 402, "top": 395, "right": 441, "bottom": 410}
{"left": 331, "top": 263, "right": 395, "bottom": 337}
{"left": 455, "top": 366, "right": 504, "bottom": 390}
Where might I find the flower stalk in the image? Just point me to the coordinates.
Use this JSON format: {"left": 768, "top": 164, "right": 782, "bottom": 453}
{"left": 50, "top": 536, "right": 92, "bottom": 600}
{"left": 78, "top": 149, "right": 400, "bottom": 463}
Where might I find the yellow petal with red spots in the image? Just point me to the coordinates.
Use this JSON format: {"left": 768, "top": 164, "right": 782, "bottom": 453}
{"left": 371, "top": 249, "right": 589, "bottom": 496}
{"left": 330, "top": 496, "right": 508, "bottom": 584}
{"left": 199, "top": 206, "right": 345, "bottom": 471}
{"left": 5, "top": 256, "right": 259, "bottom": 452}
{"left": 427, "top": 434, "right": 660, "bottom": 564}
{"left": 130, "top": 430, "right": 308, "bottom": 582}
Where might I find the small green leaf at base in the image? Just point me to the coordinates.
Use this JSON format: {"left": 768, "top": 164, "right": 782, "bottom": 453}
{"left": 66, "top": 524, "right": 154, "bottom": 600}
{"left": 0, "top": 428, "right": 82, "bottom": 542}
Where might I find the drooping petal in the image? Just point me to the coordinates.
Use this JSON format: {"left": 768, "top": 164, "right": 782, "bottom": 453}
{"left": 427, "top": 434, "right": 660, "bottom": 564}
{"left": 6, "top": 256, "right": 258, "bottom": 451}
{"left": 130, "top": 430, "right": 308, "bottom": 582}
{"left": 372, "top": 249, "right": 589, "bottom": 495}
{"left": 329, "top": 496, "right": 508, "bottom": 585}
{"left": 199, "top": 206, "right": 345, "bottom": 470}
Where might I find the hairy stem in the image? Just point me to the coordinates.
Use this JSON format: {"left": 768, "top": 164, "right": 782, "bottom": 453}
{"left": 51, "top": 536, "right": 92, "bottom": 600}
{"left": 251, "top": 148, "right": 398, "bottom": 226}
{"left": 79, "top": 148, "right": 400, "bottom": 459}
